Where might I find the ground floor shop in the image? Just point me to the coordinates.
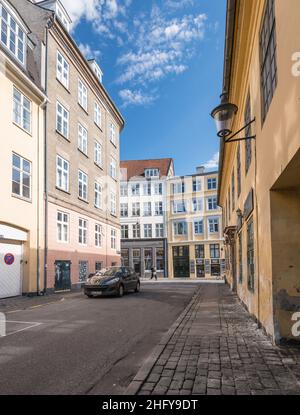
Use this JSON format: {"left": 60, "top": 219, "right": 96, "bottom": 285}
{"left": 121, "top": 239, "right": 167, "bottom": 278}
{"left": 168, "top": 242, "right": 225, "bottom": 279}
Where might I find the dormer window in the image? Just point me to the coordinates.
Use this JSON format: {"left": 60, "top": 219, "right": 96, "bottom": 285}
{"left": 0, "top": 3, "right": 26, "bottom": 65}
{"left": 88, "top": 59, "right": 103, "bottom": 84}
{"left": 145, "top": 169, "right": 159, "bottom": 178}
{"left": 56, "top": 3, "right": 70, "bottom": 32}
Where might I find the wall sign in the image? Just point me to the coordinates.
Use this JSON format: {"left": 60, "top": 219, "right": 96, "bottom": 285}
{"left": 4, "top": 253, "right": 15, "bottom": 266}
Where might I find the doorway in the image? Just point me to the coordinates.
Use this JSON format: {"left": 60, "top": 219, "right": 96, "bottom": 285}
{"left": 173, "top": 246, "right": 190, "bottom": 278}
{"left": 55, "top": 261, "right": 71, "bottom": 291}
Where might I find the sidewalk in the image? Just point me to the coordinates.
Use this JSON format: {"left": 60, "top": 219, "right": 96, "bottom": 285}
{"left": 127, "top": 283, "right": 300, "bottom": 395}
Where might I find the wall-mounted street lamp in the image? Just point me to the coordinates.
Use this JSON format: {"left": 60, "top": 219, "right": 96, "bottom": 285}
{"left": 211, "top": 93, "right": 256, "bottom": 143}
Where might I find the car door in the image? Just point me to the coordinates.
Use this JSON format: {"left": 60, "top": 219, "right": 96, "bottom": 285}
{"left": 121, "top": 267, "right": 131, "bottom": 291}
{"left": 129, "top": 267, "right": 138, "bottom": 289}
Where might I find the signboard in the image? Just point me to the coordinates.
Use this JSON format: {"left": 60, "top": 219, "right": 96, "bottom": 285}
{"left": 244, "top": 189, "right": 254, "bottom": 220}
{"left": 196, "top": 259, "right": 204, "bottom": 265}
{"left": 4, "top": 253, "right": 15, "bottom": 266}
{"left": 211, "top": 259, "right": 220, "bottom": 265}
{"left": 190, "top": 260, "right": 195, "bottom": 274}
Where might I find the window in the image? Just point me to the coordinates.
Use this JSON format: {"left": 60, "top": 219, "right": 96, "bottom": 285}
{"left": 143, "top": 202, "right": 152, "bottom": 217}
{"left": 238, "top": 232, "right": 243, "bottom": 284}
{"left": 155, "top": 201, "right": 163, "bottom": 216}
{"left": 245, "top": 95, "right": 252, "bottom": 173}
{"left": 78, "top": 79, "right": 88, "bottom": 111}
{"left": 78, "top": 170, "right": 88, "bottom": 201}
{"left": 95, "top": 224, "right": 102, "bottom": 247}
{"left": 172, "top": 182, "right": 185, "bottom": 194}
{"left": 260, "top": 0, "right": 277, "bottom": 120}
{"left": 94, "top": 102, "right": 102, "bottom": 128}
{"left": 132, "top": 224, "right": 140, "bottom": 238}
{"left": 94, "top": 140, "right": 102, "bottom": 167}
{"left": 57, "top": 211, "right": 69, "bottom": 243}
{"left": 95, "top": 262, "right": 103, "bottom": 272}
{"left": 78, "top": 124, "right": 88, "bottom": 155}
{"left": 173, "top": 221, "right": 188, "bottom": 236}
{"left": 121, "top": 249, "right": 129, "bottom": 266}
{"left": 12, "top": 153, "right": 31, "bottom": 199}
{"left": 132, "top": 202, "right": 140, "bottom": 217}
{"left": 110, "top": 192, "right": 117, "bottom": 216}
{"left": 13, "top": 88, "right": 31, "bottom": 132}
{"left": 207, "top": 197, "right": 217, "bottom": 211}
{"left": 207, "top": 178, "right": 217, "bottom": 190}
{"left": 237, "top": 145, "right": 241, "bottom": 197}
{"left": 94, "top": 181, "right": 102, "bottom": 209}
{"left": 247, "top": 218, "right": 255, "bottom": 291}
{"left": 79, "top": 218, "right": 87, "bottom": 245}
{"left": 195, "top": 245, "right": 205, "bottom": 259}
{"left": 111, "top": 228, "right": 116, "bottom": 249}
{"left": 110, "top": 123, "right": 116, "bottom": 145}
{"left": 143, "top": 182, "right": 151, "bottom": 196}
{"left": 120, "top": 183, "right": 128, "bottom": 196}
{"left": 131, "top": 183, "right": 140, "bottom": 195}
{"left": 154, "top": 182, "right": 163, "bottom": 195}
{"left": 156, "top": 248, "right": 164, "bottom": 271}
{"left": 155, "top": 224, "right": 164, "bottom": 238}
{"left": 120, "top": 203, "right": 128, "bottom": 217}
{"left": 193, "top": 198, "right": 203, "bottom": 212}
{"left": 56, "top": 102, "right": 69, "bottom": 138}
{"left": 110, "top": 157, "right": 117, "bottom": 180}
{"left": 194, "top": 220, "right": 203, "bottom": 235}
{"left": 145, "top": 169, "right": 159, "bottom": 178}
{"left": 56, "top": 51, "right": 69, "bottom": 89}
{"left": 208, "top": 218, "right": 219, "bottom": 234}
{"left": 144, "top": 248, "right": 153, "bottom": 271}
{"left": 56, "top": 3, "right": 70, "bottom": 32}
{"left": 144, "top": 224, "right": 152, "bottom": 238}
{"left": 121, "top": 225, "right": 129, "bottom": 239}
{"left": 79, "top": 261, "right": 88, "bottom": 282}
{"left": 231, "top": 172, "right": 235, "bottom": 211}
{"left": 210, "top": 244, "right": 220, "bottom": 259}
{"left": 228, "top": 188, "right": 231, "bottom": 220}
{"left": 56, "top": 155, "right": 69, "bottom": 192}
{"left": 193, "top": 179, "right": 201, "bottom": 192}
{"left": 173, "top": 200, "right": 186, "bottom": 214}
{"left": 0, "top": 5, "right": 26, "bottom": 65}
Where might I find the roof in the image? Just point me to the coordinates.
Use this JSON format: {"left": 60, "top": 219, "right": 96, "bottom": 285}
{"left": 120, "top": 158, "right": 174, "bottom": 181}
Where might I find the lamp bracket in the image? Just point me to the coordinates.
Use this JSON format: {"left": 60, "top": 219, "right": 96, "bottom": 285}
{"left": 224, "top": 118, "right": 256, "bottom": 144}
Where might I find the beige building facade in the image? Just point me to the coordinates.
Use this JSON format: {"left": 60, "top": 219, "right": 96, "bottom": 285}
{"left": 167, "top": 168, "right": 224, "bottom": 279}
{"left": 217, "top": 0, "right": 300, "bottom": 343}
{"left": 0, "top": 0, "right": 46, "bottom": 297}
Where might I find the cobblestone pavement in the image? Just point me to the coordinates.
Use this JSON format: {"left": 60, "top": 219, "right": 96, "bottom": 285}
{"left": 137, "top": 284, "right": 300, "bottom": 395}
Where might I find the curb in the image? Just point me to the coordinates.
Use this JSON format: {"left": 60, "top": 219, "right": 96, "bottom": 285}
{"left": 125, "top": 286, "right": 202, "bottom": 395}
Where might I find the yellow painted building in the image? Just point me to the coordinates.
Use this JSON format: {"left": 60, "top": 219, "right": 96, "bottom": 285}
{"left": 0, "top": 0, "right": 46, "bottom": 297}
{"left": 216, "top": 0, "right": 300, "bottom": 343}
{"left": 167, "top": 168, "right": 225, "bottom": 279}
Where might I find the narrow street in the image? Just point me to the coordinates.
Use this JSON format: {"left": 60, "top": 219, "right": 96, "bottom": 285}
{"left": 0, "top": 282, "right": 199, "bottom": 395}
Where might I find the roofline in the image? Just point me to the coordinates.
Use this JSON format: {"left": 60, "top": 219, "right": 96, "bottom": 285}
{"left": 121, "top": 158, "right": 173, "bottom": 163}
{"left": 217, "top": 0, "right": 237, "bottom": 205}
{"left": 169, "top": 170, "right": 219, "bottom": 180}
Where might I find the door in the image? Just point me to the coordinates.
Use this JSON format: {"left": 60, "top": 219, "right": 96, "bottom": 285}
{"left": 55, "top": 261, "right": 71, "bottom": 291}
{"left": 173, "top": 246, "right": 190, "bottom": 278}
{"left": 0, "top": 242, "right": 22, "bottom": 298}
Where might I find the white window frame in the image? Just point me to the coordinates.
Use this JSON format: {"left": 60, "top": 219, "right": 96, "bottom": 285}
{"left": 0, "top": 4, "right": 26, "bottom": 65}
{"left": 207, "top": 178, "right": 217, "bottom": 190}
{"left": 173, "top": 221, "right": 188, "bottom": 236}
{"left": 131, "top": 183, "right": 140, "bottom": 196}
{"left": 154, "top": 182, "right": 163, "bottom": 195}
{"left": 56, "top": 101, "right": 69, "bottom": 138}
{"left": 155, "top": 223, "right": 164, "bottom": 238}
{"left": 57, "top": 211, "right": 69, "bottom": 243}
{"left": 207, "top": 196, "right": 218, "bottom": 211}
{"left": 13, "top": 87, "right": 31, "bottom": 133}
{"left": 110, "top": 191, "right": 117, "bottom": 216}
{"left": 143, "top": 202, "right": 152, "bottom": 217}
{"left": 94, "top": 101, "right": 102, "bottom": 128}
{"left": 193, "top": 179, "right": 202, "bottom": 192}
{"left": 78, "top": 123, "right": 88, "bottom": 155}
{"left": 194, "top": 219, "right": 204, "bottom": 235}
{"left": 193, "top": 198, "right": 203, "bottom": 212}
{"left": 56, "top": 155, "right": 69, "bottom": 192}
{"left": 56, "top": 50, "right": 69, "bottom": 89}
{"left": 94, "top": 181, "right": 102, "bottom": 209}
{"left": 95, "top": 223, "right": 102, "bottom": 247}
{"left": 173, "top": 200, "right": 186, "bottom": 214}
{"left": 94, "top": 140, "right": 102, "bottom": 167}
{"left": 155, "top": 201, "right": 163, "bottom": 216}
{"left": 12, "top": 153, "right": 31, "bottom": 199}
{"left": 120, "top": 203, "right": 128, "bottom": 217}
{"left": 79, "top": 218, "right": 88, "bottom": 245}
{"left": 110, "top": 122, "right": 116, "bottom": 145}
{"left": 132, "top": 202, "right": 140, "bottom": 217}
{"left": 132, "top": 224, "right": 141, "bottom": 239}
{"left": 145, "top": 169, "right": 159, "bottom": 178}
{"left": 208, "top": 218, "right": 219, "bottom": 234}
{"left": 78, "top": 79, "right": 88, "bottom": 111}
{"left": 78, "top": 170, "right": 88, "bottom": 201}
{"left": 120, "top": 183, "right": 128, "bottom": 196}
{"left": 144, "top": 224, "right": 152, "bottom": 238}
{"left": 121, "top": 225, "right": 129, "bottom": 239}
{"left": 111, "top": 228, "right": 116, "bottom": 249}
{"left": 110, "top": 157, "right": 117, "bottom": 180}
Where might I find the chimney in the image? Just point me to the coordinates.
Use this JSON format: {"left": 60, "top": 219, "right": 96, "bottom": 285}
{"left": 196, "top": 166, "right": 205, "bottom": 175}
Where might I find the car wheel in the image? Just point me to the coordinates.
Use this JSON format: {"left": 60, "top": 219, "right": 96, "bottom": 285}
{"left": 135, "top": 282, "right": 140, "bottom": 293}
{"left": 86, "top": 294, "right": 93, "bottom": 298}
{"left": 118, "top": 284, "right": 124, "bottom": 297}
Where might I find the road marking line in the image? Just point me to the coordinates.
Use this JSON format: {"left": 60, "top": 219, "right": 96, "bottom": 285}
{"left": 1, "top": 321, "right": 42, "bottom": 338}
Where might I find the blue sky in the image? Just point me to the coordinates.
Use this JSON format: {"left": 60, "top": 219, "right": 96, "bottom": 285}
{"left": 62, "top": 0, "right": 226, "bottom": 176}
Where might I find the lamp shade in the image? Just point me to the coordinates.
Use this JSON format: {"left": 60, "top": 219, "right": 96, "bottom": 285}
{"left": 211, "top": 101, "right": 238, "bottom": 138}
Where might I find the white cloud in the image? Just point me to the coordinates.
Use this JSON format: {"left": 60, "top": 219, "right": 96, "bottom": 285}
{"left": 119, "top": 89, "right": 156, "bottom": 107}
{"left": 78, "top": 43, "right": 101, "bottom": 59}
{"left": 165, "top": 0, "right": 194, "bottom": 10}
{"left": 203, "top": 152, "right": 219, "bottom": 170}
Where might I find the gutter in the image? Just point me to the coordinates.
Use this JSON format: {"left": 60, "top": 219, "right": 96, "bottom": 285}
{"left": 217, "top": 0, "right": 237, "bottom": 206}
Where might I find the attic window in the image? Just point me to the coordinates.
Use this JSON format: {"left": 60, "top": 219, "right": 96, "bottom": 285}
{"left": 0, "top": 4, "right": 26, "bottom": 65}
{"left": 56, "top": 3, "right": 70, "bottom": 32}
{"left": 145, "top": 169, "right": 159, "bottom": 178}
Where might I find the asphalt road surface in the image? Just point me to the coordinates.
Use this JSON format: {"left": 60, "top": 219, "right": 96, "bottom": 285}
{"left": 0, "top": 282, "right": 199, "bottom": 395}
